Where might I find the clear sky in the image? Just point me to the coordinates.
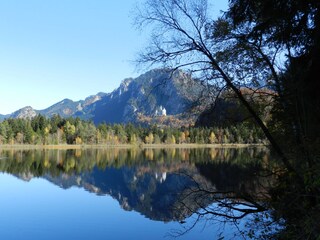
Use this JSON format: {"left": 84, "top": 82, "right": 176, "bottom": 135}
{"left": 0, "top": 0, "right": 228, "bottom": 115}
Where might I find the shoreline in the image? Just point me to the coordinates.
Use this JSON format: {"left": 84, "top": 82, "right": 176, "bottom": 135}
{"left": 0, "top": 143, "right": 267, "bottom": 150}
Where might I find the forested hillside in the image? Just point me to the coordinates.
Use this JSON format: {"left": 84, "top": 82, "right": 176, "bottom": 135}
{"left": 0, "top": 115, "right": 265, "bottom": 145}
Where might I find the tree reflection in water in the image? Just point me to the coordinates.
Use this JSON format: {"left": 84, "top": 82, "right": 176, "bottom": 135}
{"left": 0, "top": 147, "right": 281, "bottom": 238}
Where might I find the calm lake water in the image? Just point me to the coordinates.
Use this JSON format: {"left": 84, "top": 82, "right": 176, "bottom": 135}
{"left": 0, "top": 147, "right": 272, "bottom": 240}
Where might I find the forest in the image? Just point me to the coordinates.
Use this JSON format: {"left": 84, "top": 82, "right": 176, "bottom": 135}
{"left": 0, "top": 114, "right": 265, "bottom": 145}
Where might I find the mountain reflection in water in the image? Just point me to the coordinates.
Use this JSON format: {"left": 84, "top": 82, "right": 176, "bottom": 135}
{"left": 0, "top": 147, "right": 273, "bottom": 238}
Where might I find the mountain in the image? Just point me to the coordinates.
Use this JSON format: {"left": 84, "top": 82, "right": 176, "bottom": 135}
{"left": 10, "top": 106, "right": 37, "bottom": 119}
{"left": 82, "top": 69, "right": 204, "bottom": 125}
{"left": 39, "top": 92, "right": 107, "bottom": 119}
{"left": 2, "top": 69, "right": 205, "bottom": 125}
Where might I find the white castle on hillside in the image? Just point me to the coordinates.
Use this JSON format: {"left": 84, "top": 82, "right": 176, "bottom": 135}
{"left": 154, "top": 105, "right": 167, "bottom": 116}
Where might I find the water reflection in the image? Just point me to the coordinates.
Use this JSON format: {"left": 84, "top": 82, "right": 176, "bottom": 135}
{"left": 0, "top": 147, "right": 271, "bottom": 225}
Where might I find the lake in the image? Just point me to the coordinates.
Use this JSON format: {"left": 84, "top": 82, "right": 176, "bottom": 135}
{"left": 0, "top": 147, "right": 273, "bottom": 240}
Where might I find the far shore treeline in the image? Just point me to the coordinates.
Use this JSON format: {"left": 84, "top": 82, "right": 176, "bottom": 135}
{"left": 0, "top": 115, "right": 265, "bottom": 145}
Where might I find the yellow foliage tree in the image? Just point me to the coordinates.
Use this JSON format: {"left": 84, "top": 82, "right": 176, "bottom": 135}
{"left": 179, "top": 132, "right": 186, "bottom": 143}
{"left": 209, "top": 131, "right": 217, "bottom": 144}
{"left": 75, "top": 136, "right": 82, "bottom": 145}
{"left": 145, "top": 133, "right": 154, "bottom": 144}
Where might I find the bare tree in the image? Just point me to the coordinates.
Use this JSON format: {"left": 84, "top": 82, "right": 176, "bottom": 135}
{"left": 134, "top": 0, "right": 297, "bottom": 175}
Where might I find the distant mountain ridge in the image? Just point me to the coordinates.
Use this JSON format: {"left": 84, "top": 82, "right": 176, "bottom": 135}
{"left": 3, "top": 69, "right": 205, "bottom": 125}
{"left": 0, "top": 114, "right": 8, "bottom": 121}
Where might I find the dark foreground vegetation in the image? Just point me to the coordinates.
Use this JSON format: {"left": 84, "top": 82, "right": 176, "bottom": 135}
{"left": 0, "top": 115, "right": 265, "bottom": 145}
{"left": 134, "top": 0, "right": 320, "bottom": 238}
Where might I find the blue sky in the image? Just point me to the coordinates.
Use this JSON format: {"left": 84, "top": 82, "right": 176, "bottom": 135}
{"left": 0, "top": 0, "right": 228, "bottom": 115}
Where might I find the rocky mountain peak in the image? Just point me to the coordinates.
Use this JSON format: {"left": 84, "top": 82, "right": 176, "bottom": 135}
{"left": 11, "top": 106, "right": 37, "bottom": 119}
